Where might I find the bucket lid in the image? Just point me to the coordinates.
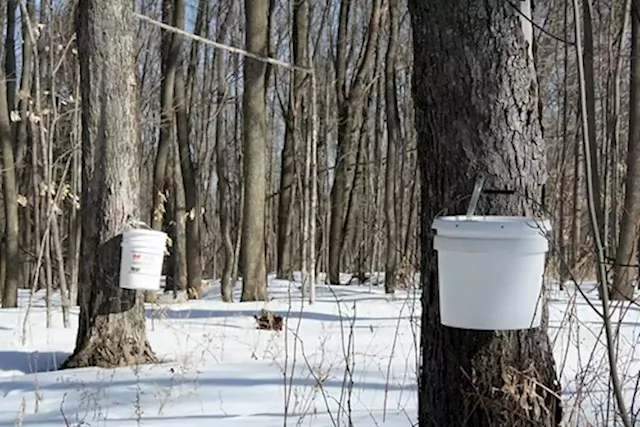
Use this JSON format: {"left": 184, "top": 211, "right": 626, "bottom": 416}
{"left": 123, "top": 228, "right": 168, "bottom": 239}
{"left": 432, "top": 215, "right": 551, "bottom": 238}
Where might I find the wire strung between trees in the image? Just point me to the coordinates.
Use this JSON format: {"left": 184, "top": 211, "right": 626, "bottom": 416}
{"left": 132, "top": 11, "right": 319, "bottom": 304}
{"left": 133, "top": 12, "right": 313, "bottom": 74}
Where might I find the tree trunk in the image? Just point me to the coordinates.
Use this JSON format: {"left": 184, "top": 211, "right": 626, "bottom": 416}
{"left": 173, "top": 0, "right": 203, "bottom": 299}
{"left": 172, "top": 139, "right": 188, "bottom": 293}
{"left": 215, "top": 7, "right": 234, "bottom": 302}
{"left": 581, "top": 0, "right": 605, "bottom": 244}
{"left": 328, "top": 0, "right": 381, "bottom": 285}
{"left": 185, "top": 0, "right": 207, "bottom": 109}
{"left": 408, "top": 1, "right": 562, "bottom": 425}
{"left": 277, "top": 0, "right": 309, "bottom": 280}
{"left": 558, "top": 0, "right": 571, "bottom": 286}
{"left": 63, "top": 0, "right": 156, "bottom": 369}
{"left": 15, "top": 1, "right": 34, "bottom": 173}
{"left": 69, "top": 70, "right": 82, "bottom": 305}
{"left": 1, "top": 0, "right": 19, "bottom": 306}
{"left": 612, "top": 0, "right": 640, "bottom": 301}
{"left": 609, "top": 0, "right": 630, "bottom": 257}
{"left": 16, "top": 2, "right": 35, "bottom": 289}
{"left": 5, "top": 0, "right": 17, "bottom": 112}
{"left": 151, "top": 0, "right": 179, "bottom": 230}
{"left": 240, "top": 0, "right": 269, "bottom": 302}
{"left": 0, "top": 62, "right": 20, "bottom": 308}
{"left": 384, "top": 0, "right": 400, "bottom": 294}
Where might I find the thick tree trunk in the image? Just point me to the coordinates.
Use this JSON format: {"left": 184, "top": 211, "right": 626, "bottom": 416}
{"left": 63, "top": 0, "right": 156, "bottom": 369}
{"left": 408, "top": 1, "right": 562, "bottom": 425}
{"left": 612, "top": 0, "right": 640, "bottom": 301}
{"left": 1, "top": 0, "right": 19, "bottom": 305}
{"left": 384, "top": 0, "right": 400, "bottom": 294}
{"left": 173, "top": 0, "right": 203, "bottom": 299}
{"left": 240, "top": 0, "right": 269, "bottom": 302}
{"left": 0, "top": 65, "right": 20, "bottom": 308}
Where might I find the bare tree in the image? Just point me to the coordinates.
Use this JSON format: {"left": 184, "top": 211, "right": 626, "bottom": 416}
{"left": 173, "top": 0, "right": 203, "bottom": 299}
{"left": 277, "top": 0, "right": 309, "bottom": 280}
{"left": 328, "top": 0, "right": 382, "bottom": 284}
{"left": 63, "top": 0, "right": 156, "bottom": 368}
{"left": 151, "top": 0, "right": 179, "bottom": 230}
{"left": 409, "top": 1, "right": 562, "bottom": 425}
{"left": 0, "top": 59, "right": 19, "bottom": 309}
{"left": 5, "top": 0, "right": 17, "bottom": 111}
{"left": 384, "top": 0, "right": 400, "bottom": 294}
{"left": 215, "top": 3, "right": 235, "bottom": 302}
{"left": 581, "top": 0, "right": 605, "bottom": 246}
{"left": 612, "top": 0, "right": 637, "bottom": 301}
{"left": 240, "top": 0, "right": 269, "bottom": 302}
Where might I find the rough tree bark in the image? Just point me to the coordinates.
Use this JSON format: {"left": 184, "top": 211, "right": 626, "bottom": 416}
{"left": 0, "top": 61, "right": 20, "bottom": 309}
{"left": 384, "top": 0, "right": 400, "bottom": 294}
{"left": 173, "top": 0, "right": 203, "bottom": 299}
{"left": 240, "top": 0, "right": 269, "bottom": 302}
{"left": 613, "top": 0, "right": 639, "bottom": 301}
{"left": 408, "top": 1, "right": 563, "bottom": 425}
{"left": 62, "top": 0, "right": 156, "bottom": 369}
{"left": 277, "top": 0, "right": 309, "bottom": 280}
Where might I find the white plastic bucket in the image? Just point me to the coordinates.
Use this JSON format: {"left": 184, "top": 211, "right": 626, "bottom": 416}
{"left": 119, "top": 229, "right": 168, "bottom": 291}
{"left": 432, "top": 215, "right": 551, "bottom": 330}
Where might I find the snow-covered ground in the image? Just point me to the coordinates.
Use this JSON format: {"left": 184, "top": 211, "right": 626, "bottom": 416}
{"left": 0, "top": 274, "right": 419, "bottom": 426}
{"left": 0, "top": 274, "right": 638, "bottom": 426}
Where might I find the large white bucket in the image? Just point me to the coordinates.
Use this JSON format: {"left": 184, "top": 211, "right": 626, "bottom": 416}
{"left": 119, "top": 229, "right": 168, "bottom": 291}
{"left": 432, "top": 215, "right": 551, "bottom": 330}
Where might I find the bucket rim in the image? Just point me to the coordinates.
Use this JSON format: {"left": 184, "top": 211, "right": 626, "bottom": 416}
{"left": 432, "top": 215, "right": 551, "bottom": 236}
{"left": 122, "top": 228, "right": 168, "bottom": 238}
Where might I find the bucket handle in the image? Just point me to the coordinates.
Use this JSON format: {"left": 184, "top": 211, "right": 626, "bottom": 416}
{"left": 465, "top": 174, "right": 486, "bottom": 219}
{"left": 124, "top": 217, "right": 153, "bottom": 232}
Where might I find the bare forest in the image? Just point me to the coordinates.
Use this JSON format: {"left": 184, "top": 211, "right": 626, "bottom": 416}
{"left": 0, "top": 0, "right": 639, "bottom": 426}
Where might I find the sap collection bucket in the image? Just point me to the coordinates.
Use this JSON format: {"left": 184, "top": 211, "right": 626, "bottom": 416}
{"left": 119, "top": 229, "right": 168, "bottom": 291}
{"left": 432, "top": 215, "right": 551, "bottom": 330}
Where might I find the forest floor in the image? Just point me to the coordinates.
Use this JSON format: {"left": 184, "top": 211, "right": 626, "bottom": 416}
{"left": 0, "top": 274, "right": 638, "bottom": 426}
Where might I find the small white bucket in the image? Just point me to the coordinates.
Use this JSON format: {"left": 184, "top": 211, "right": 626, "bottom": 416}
{"left": 119, "top": 229, "right": 168, "bottom": 291}
{"left": 432, "top": 215, "right": 551, "bottom": 330}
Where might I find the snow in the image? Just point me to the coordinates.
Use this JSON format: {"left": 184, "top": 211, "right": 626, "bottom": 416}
{"left": 0, "top": 275, "right": 639, "bottom": 426}
{"left": 0, "top": 275, "right": 419, "bottom": 426}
